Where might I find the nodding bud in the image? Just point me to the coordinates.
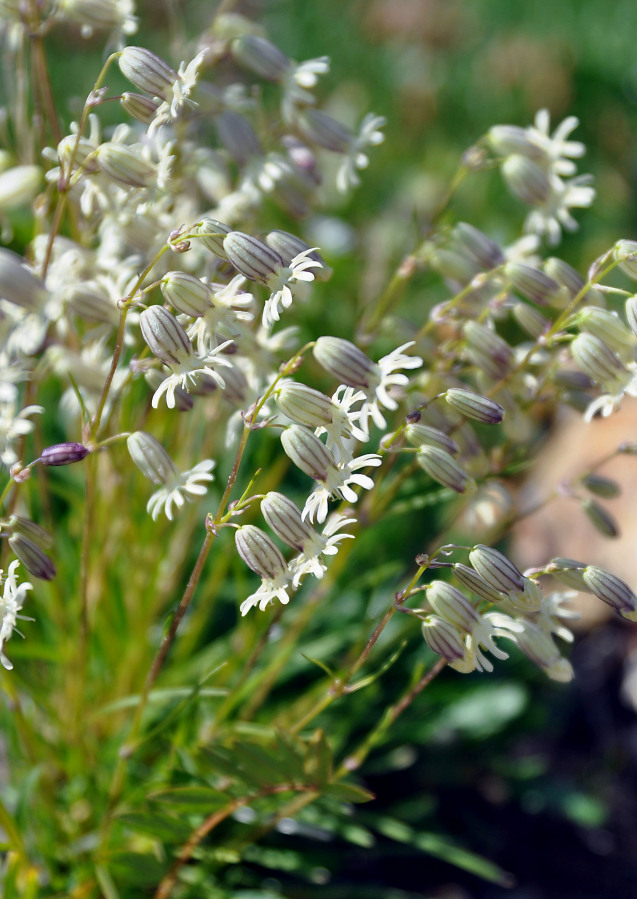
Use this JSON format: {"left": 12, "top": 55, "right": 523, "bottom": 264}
{"left": 422, "top": 615, "right": 466, "bottom": 661}
{"left": 547, "top": 558, "right": 588, "bottom": 591}
{"left": 6, "top": 515, "right": 53, "bottom": 549}
{"left": 280, "top": 425, "right": 334, "bottom": 482}
{"left": 118, "top": 46, "right": 177, "bottom": 99}
{"left": 487, "top": 125, "right": 545, "bottom": 160}
{"left": 512, "top": 302, "right": 550, "bottom": 339}
{"left": 121, "top": 91, "right": 161, "bottom": 124}
{"left": 451, "top": 222, "right": 505, "bottom": 271}
{"left": 215, "top": 111, "right": 262, "bottom": 163}
{"left": 40, "top": 443, "right": 89, "bottom": 466}
{"left": 261, "top": 492, "right": 315, "bottom": 550}
{"left": 235, "top": 525, "right": 288, "bottom": 580}
{"left": 570, "top": 333, "right": 628, "bottom": 391}
{"left": 417, "top": 446, "right": 476, "bottom": 494}
{"left": 96, "top": 143, "right": 155, "bottom": 188}
{"left": 160, "top": 271, "right": 213, "bottom": 317}
{"left": 231, "top": 34, "right": 290, "bottom": 81}
{"left": 501, "top": 154, "right": 552, "bottom": 205}
{"left": 8, "top": 534, "right": 56, "bottom": 580}
{"left": 452, "top": 562, "right": 507, "bottom": 603}
{"left": 582, "top": 566, "right": 637, "bottom": 620}
{"left": 462, "top": 321, "right": 513, "bottom": 380}
{"left": 223, "top": 232, "right": 283, "bottom": 283}
{"left": 544, "top": 257, "right": 605, "bottom": 307}
{"left": 469, "top": 544, "right": 525, "bottom": 594}
{"left": 504, "top": 262, "right": 563, "bottom": 306}
{"left": 265, "top": 230, "right": 332, "bottom": 281}
{"left": 445, "top": 388, "right": 504, "bottom": 424}
{"left": 0, "top": 248, "right": 48, "bottom": 311}
{"left": 405, "top": 422, "right": 458, "bottom": 455}
{"left": 127, "top": 431, "right": 178, "bottom": 484}
{"left": 313, "top": 336, "right": 375, "bottom": 388}
{"left": 613, "top": 239, "right": 637, "bottom": 280}
{"left": 195, "top": 218, "right": 233, "bottom": 258}
{"left": 0, "top": 164, "right": 41, "bottom": 211}
{"left": 427, "top": 580, "right": 480, "bottom": 632}
{"left": 581, "top": 498, "right": 619, "bottom": 538}
{"left": 578, "top": 308, "right": 636, "bottom": 358}
{"left": 581, "top": 474, "right": 620, "bottom": 499}
{"left": 139, "top": 305, "right": 192, "bottom": 366}
{"left": 276, "top": 381, "right": 336, "bottom": 430}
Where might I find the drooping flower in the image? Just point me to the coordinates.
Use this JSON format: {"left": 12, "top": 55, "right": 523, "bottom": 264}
{"left": 0, "top": 560, "right": 33, "bottom": 671}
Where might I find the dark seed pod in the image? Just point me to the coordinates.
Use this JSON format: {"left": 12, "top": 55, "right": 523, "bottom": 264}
{"left": 9, "top": 534, "right": 56, "bottom": 580}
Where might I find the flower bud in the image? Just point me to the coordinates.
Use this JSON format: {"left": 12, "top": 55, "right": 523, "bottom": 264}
{"left": 469, "top": 544, "right": 525, "bottom": 594}
{"left": 582, "top": 566, "right": 637, "bottom": 620}
{"left": 265, "top": 230, "right": 332, "bottom": 281}
{"left": 231, "top": 35, "right": 290, "bottom": 81}
{"left": 512, "top": 302, "right": 550, "bottom": 338}
{"left": 613, "top": 239, "right": 637, "bottom": 280}
{"left": 235, "top": 524, "right": 288, "bottom": 579}
{"left": 581, "top": 474, "right": 620, "bottom": 499}
{"left": 544, "top": 257, "right": 605, "bottom": 307}
{"left": 417, "top": 446, "right": 476, "bottom": 494}
{"left": 501, "top": 154, "right": 551, "bottom": 205}
{"left": 547, "top": 558, "right": 588, "bottom": 591}
{"left": 0, "top": 248, "right": 48, "bottom": 311}
{"left": 127, "top": 431, "right": 178, "bottom": 484}
{"left": 0, "top": 165, "right": 41, "bottom": 211}
{"left": 281, "top": 425, "right": 334, "bottom": 482}
{"left": 66, "top": 283, "right": 119, "bottom": 325}
{"left": 139, "top": 306, "right": 192, "bottom": 366}
{"left": 504, "top": 262, "right": 562, "bottom": 306}
{"left": 405, "top": 422, "right": 458, "bottom": 455}
{"left": 462, "top": 321, "right": 512, "bottom": 380}
{"left": 452, "top": 562, "right": 507, "bottom": 603}
{"left": 516, "top": 622, "right": 574, "bottom": 682}
{"left": 451, "top": 222, "right": 505, "bottom": 271}
{"left": 215, "top": 111, "right": 262, "bottom": 163}
{"left": 118, "top": 46, "right": 177, "bottom": 99}
{"left": 422, "top": 615, "right": 466, "bottom": 661}
{"left": 445, "top": 388, "right": 504, "bottom": 424}
{"left": 487, "top": 125, "right": 545, "bottom": 160}
{"left": 121, "top": 91, "right": 160, "bottom": 124}
{"left": 223, "top": 231, "right": 283, "bottom": 283}
{"left": 578, "top": 308, "right": 636, "bottom": 359}
{"left": 96, "top": 143, "right": 155, "bottom": 188}
{"left": 195, "top": 218, "right": 232, "bottom": 258}
{"left": 313, "top": 336, "right": 375, "bottom": 388}
{"left": 276, "top": 381, "right": 336, "bottom": 430}
{"left": 41, "top": 442, "right": 89, "bottom": 466}
{"left": 160, "top": 271, "right": 213, "bottom": 317}
{"left": 261, "top": 492, "right": 315, "bottom": 550}
{"left": 581, "top": 498, "right": 619, "bottom": 538}
{"left": 427, "top": 580, "right": 480, "bottom": 632}
{"left": 6, "top": 515, "right": 53, "bottom": 549}
{"left": 8, "top": 534, "right": 56, "bottom": 580}
{"left": 217, "top": 362, "right": 247, "bottom": 405}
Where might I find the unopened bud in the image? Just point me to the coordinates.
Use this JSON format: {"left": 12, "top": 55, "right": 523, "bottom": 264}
{"left": 118, "top": 46, "right": 177, "bottom": 99}
{"left": 280, "top": 425, "right": 333, "bottom": 482}
{"left": 276, "top": 381, "right": 336, "bottom": 430}
{"left": 453, "top": 562, "right": 506, "bottom": 603}
{"left": 582, "top": 566, "right": 637, "bottom": 620}
{"left": 405, "top": 422, "right": 458, "bottom": 455}
{"left": 235, "top": 524, "right": 288, "bottom": 579}
{"left": 139, "top": 305, "right": 192, "bottom": 366}
{"left": 66, "top": 283, "right": 119, "bottom": 325}
{"left": 0, "top": 248, "right": 48, "bottom": 311}
{"left": 215, "top": 111, "right": 262, "bottom": 163}
{"left": 445, "top": 388, "right": 504, "bottom": 424}
{"left": 313, "top": 336, "right": 375, "bottom": 388}
{"left": 417, "top": 446, "right": 476, "bottom": 494}
{"left": 223, "top": 231, "right": 283, "bottom": 283}
{"left": 547, "top": 558, "right": 588, "bottom": 591}
{"left": 516, "top": 622, "right": 574, "bottom": 682}
{"left": 0, "top": 164, "right": 41, "bottom": 211}
{"left": 8, "top": 534, "right": 56, "bottom": 580}
{"left": 41, "top": 443, "right": 89, "bottom": 466}
{"left": 427, "top": 580, "right": 480, "bottom": 632}
{"left": 581, "top": 474, "right": 620, "bottom": 498}
{"left": 512, "top": 302, "right": 550, "bottom": 338}
{"left": 469, "top": 544, "right": 525, "bottom": 594}
{"left": 570, "top": 332, "right": 629, "bottom": 392}
{"left": 504, "top": 262, "right": 562, "bottom": 306}
{"left": 265, "top": 230, "right": 332, "bottom": 281}
{"left": 578, "top": 308, "right": 636, "bottom": 359}
{"left": 6, "top": 516, "right": 53, "bottom": 549}
{"left": 96, "top": 143, "right": 155, "bottom": 188}
{"left": 451, "top": 222, "right": 505, "bottom": 271}
{"left": 195, "top": 218, "right": 232, "bottom": 258}
{"left": 297, "top": 109, "right": 351, "bottom": 153}
{"left": 462, "top": 321, "right": 513, "bottom": 380}
{"left": 581, "top": 498, "right": 619, "bottom": 538}
{"left": 613, "top": 239, "right": 637, "bottom": 280}
{"left": 231, "top": 34, "right": 290, "bottom": 81}
{"left": 544, "top": 257, "right": 604, "bottom": 307}
{"left": 127, "top": 431, "right": 178, "bottom": 484}
{"left": 261, "top": 492, "right": 315, "bottom": 550}
{"left": 121, "top": 91, "right": 160, "bottom": 124}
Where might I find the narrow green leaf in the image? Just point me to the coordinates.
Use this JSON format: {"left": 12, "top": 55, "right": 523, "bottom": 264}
{"left": 95, "top": 864, "right": 120, "bottom": 899}
{"left": 201, "top": 745, "right": 250, "bottom": 783}
{"left": 323, "top": 781, "right": 375, "bottom": 803}
{"left": 232, "top": 740, "right": 292, "bottom": 785}
{"left": 300, "top": 652, "right": 336, "bottom": 678}
{"left": 148, "top": 785, "right": 229, "bottom": 813}
{"left": 274, "top": 730, "right": 307, "bottom": 783}
{"left": 303, "top": 730, "right": 332, "bottom": 788}
{"left": 116, "top": 811, "right": 194, "bottom": 842}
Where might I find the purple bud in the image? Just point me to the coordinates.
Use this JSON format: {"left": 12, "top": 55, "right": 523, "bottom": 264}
{"left": 41, "top": 443, "right": 90, "bottom": 466}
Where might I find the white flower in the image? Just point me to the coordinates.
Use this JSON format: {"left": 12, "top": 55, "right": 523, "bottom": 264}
{"left": 239, "top": 571, "right": 293, "bottom": 616}
{"left": 524, "top": 173, "right": 595, "bottom": 246}
{"left": 302, "top": 452, "right": 382, "bottom": 524}
{"left": 151, "top": 52, "right": 206, "bottom": 128}
{"left": 355, "top": 342, "right": 423, "bottom": 436}
{"left": 449, "top": 611, "right": 523, "bottom": 674}
{"left": 281, "top": 56, "right": 330, "bottom": 119}
{"left": 526, "top": 110, "right": 586, "bottom": 177}
{"left": 0, "top": 403, "right": 43, "bottom": 468}
{"left": 262, "top": 248, "right": 322, "bottom": 329}
{"left": 336, "top": 113, "right": 386, "bottom": 193}
{"left": 146, "top": 459, "right": 215, "bottom": 521}
{"left": 0, "top": 560, "right": 33, "bottom": 670}
{"left": 289, "top": 513, "right": 356, "bottom": 587}
{"left": 534, "top": 591, "right": 579, "bottom": 644}
{"left": 150, "top": 340, "right": 234, "bottom": 409}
